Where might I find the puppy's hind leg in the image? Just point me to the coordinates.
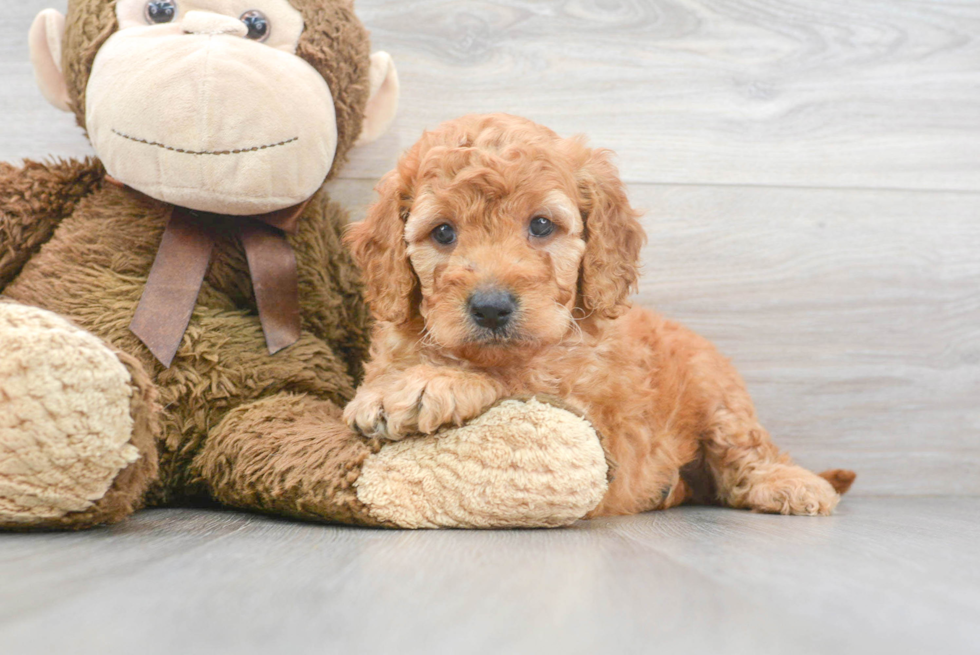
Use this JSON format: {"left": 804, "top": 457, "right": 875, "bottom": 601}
{"left": 700, "top": 377, "right": 850, "bottom": 516}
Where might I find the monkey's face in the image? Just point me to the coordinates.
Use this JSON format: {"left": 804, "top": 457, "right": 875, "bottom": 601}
{"left": 79, "top": 0, "right": 334, "bottom": 214}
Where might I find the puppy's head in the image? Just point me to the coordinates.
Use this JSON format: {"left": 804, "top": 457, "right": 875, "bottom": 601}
{"left": 346, "top": 113, "right": 645, "bottom": 357}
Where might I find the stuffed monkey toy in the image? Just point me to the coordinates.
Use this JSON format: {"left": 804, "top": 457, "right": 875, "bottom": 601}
{"left": 0, "top": 0, "right": 610, "bottom": 530}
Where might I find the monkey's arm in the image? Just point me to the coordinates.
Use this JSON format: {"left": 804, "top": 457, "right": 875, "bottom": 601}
{"left": 193, "top": 393, "right": 609, "bottom": 529}
{"left": 293, "top": 190, "right": 373, "bottom": 382}
{"left": 0, "top": 157, "right": 103, "bottom": 290}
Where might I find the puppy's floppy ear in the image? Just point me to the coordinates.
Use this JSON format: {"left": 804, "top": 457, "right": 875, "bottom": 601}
{"left": 577, "top": 148, "right": 646, "bottom": 319}
{"left": 345, "top": 172, "right": 417, "bottom": 324}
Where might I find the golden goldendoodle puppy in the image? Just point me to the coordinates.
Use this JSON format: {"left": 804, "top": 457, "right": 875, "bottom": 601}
{"left": 344, "top": 113, "right": 855, "bottom": 517}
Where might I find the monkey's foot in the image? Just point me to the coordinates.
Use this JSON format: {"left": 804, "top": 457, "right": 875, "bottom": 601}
{"left": 354, "top": 397, "right": 609, "bottom": 528}
{"left": 0, "top": 303, "right": 158, "bottom": 529}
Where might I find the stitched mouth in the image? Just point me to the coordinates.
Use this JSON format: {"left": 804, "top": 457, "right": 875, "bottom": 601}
{"left": 111, "top": 129, "right": 298, "bottom": 156}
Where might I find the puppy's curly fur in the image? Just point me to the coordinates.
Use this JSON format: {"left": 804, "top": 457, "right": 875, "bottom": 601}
{"left": 345, "top": 114, "right": 855, "bottom": 516}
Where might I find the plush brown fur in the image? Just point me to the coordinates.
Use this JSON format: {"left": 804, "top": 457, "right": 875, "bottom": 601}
{"left": 4, "top": 181, "right": 368, "bottom": 506}
{"left": 0, "top": 0, "right": 376, "bottom": 528}
{"left": 0, "top": 158, "right": 104, "bottom": 287}
{"left": 289, "top": 0, "right": 373, "bottom": 177}
{"left": 195, "top": 393, "right": 385, "bottom": 526}
{"left": 345, "top": 114, "right": 855, "bottom": 516}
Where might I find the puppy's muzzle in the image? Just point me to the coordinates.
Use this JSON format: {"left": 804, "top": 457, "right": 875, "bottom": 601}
{"left": 468, "top": 289, "right": 517, "bottom": 331}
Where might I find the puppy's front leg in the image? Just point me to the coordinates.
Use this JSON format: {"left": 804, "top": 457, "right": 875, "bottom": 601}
{"left": 344, "top": 366, "right": 503, "bottom": 440}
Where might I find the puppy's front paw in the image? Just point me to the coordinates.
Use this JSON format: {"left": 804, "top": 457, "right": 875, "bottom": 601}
{"left": 344, "top": 386, "right": 393, "bottom": 439}
{"left": 413, "top": 374, "right": 499, "bottom": 435}
{"left": 344, "top": 372, "right": 500, "bottom": 441}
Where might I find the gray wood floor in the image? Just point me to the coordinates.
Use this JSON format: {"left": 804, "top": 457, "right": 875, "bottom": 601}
{"left": 1, "top": 497, "right": 978, "bottom": 655}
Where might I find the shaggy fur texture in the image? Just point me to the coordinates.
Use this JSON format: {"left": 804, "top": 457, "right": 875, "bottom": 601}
{"left": 3, "top": 182, "right": 368, "bottom": 507}
{"left": 0, "top": 158, "right": 104, "bottom": 288}
{"left": 345, "top": 114, "right": 856, "bottom": 517}
{"left": 194, "top": 393, "right": 385, "bottom": 526}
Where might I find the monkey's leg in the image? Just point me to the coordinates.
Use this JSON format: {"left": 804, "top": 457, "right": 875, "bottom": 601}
{"left": 0, "top": 302, "right": 159, "bottom": 530}
{"left": 194, "top": 395, "right": 610, "bottom": 528}
{"left": 0, "top": 158, "right": 103, "bottom": 289}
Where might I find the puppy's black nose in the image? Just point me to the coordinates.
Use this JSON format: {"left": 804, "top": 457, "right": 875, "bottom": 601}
{"left": 468, "top": 290, "right": 517, "bottom": 330}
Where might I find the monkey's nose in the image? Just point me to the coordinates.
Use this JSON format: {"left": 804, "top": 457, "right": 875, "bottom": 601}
{"left": 468, "top": 290, "right": 517, "bottom": 330}
{"left": 181, "top": 11, "right": 249, "bottom": 38}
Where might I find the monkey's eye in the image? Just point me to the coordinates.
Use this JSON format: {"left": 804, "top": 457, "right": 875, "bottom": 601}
{"left": 431, "top": 223, "right": 457, "bottom": 246}
{"left": 144, "top": 1, "right": 177, "bottom": 24}
{"left": 241, "top": 10, "right": 271, "bottom": 41}
{"left": 529, "top": 216, "right": 555, "bottom": 238}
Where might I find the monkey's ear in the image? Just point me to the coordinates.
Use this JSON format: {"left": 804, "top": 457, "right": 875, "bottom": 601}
{"left": 356, "top": 52, "right": 400, "bottom": 146}
{"left": 29, "top": 9, "right": 71, "bottom": 113}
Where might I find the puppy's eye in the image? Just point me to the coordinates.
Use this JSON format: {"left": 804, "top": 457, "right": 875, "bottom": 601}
{"left": 431, "top": 223, "right": 457, "bottom": 245}
{"left": 529, "top": 216, "right": 555, "bottom": 238}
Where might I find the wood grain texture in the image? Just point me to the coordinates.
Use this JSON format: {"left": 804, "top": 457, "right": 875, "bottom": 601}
{"left": 5, "top": 0, "right": 980, "bottom": 190}
{"left": 327, "top": 178, "right": 980, "bottom": 495}
{"left": 1, "top": 499, "right": 978, "bottom": 655}
{"left": 352, "top": 0, "right": 980, "bottom": 191}
{"left": 2, "top": 1, "right": 89, "bottom": 162}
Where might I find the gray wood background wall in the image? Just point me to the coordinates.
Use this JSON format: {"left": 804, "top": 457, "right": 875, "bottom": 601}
{"left": 2, "top": 0, "right": 978, "bottom": 495}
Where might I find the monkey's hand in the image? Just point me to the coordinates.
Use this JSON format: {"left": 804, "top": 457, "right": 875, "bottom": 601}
{"left": 0, "top": 158, "right": 103, "bottom": 290}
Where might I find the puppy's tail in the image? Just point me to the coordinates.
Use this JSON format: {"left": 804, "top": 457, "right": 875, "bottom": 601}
{"left": 820, "top": 469, "right": 857, "bottom": 495}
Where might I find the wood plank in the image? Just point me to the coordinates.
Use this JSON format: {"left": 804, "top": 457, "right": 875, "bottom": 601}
{"left": 604, "top": 496, "right": 980, "bottom": 655}
{"left": 0, "top": 510, "right": 253, "bottom": 622}
{"left": 4, "top": 1, "right": 980, "bottom": 191}
{"left": 350, "top": 0, "right": 980, "bottom": 190}
{"left": 1, "top": 1, "right": 91, "bottom": 161}
{"left": 1, "top": 499, "right": 978, "bottom": 654}
{"left": 327, "top": 178, "right": 980, "bottom": 495}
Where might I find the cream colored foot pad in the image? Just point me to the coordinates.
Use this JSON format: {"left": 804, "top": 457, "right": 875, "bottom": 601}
{"left": 0, "top": 304, "right": 139, "bottom": 523}
{"left": 356, "top": 398, "right": 608, "bottom": 529}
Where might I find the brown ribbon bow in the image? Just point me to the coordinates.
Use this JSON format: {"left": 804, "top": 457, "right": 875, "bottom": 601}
{"left": 129, "top": 199, "right": 309, "bottom": 368}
